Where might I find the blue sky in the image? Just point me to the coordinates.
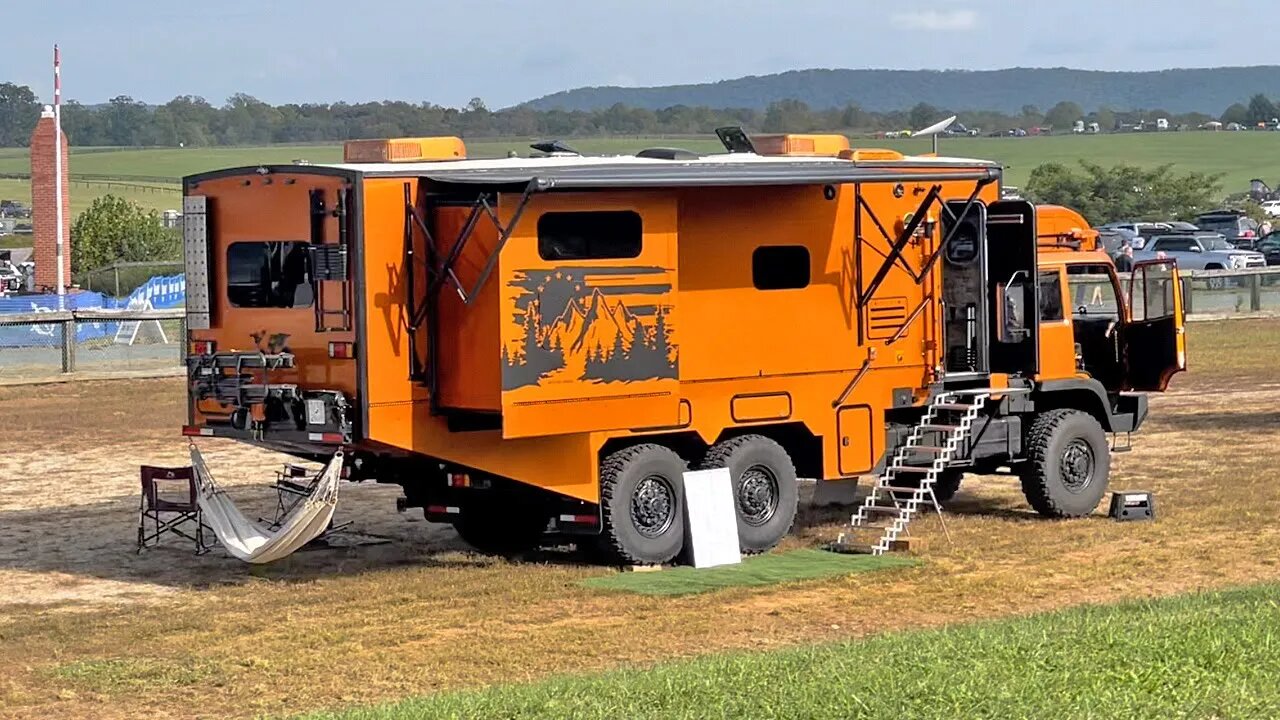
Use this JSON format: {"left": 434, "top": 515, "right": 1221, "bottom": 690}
{"left": 1, "top": 0, "right": 1263, "bottom": 108}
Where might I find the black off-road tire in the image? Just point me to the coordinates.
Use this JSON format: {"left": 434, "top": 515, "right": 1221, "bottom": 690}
{"left": 598, "top": 444, "right": 688, "bottom": 565}
{"left": 452, "top": 501, "right": 548, "bottom": 556}
{"left": 699, "top": 434, "right": 799, "bottom": 554}
{"left": 1019, "top": 409, "right": 1111, "bottom": 518}
{"left": 932, "top": 468, "right": 963, "bottom": 503}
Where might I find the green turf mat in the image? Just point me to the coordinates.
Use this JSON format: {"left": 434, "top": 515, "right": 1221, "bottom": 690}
{"left": 580, "top": 548, "right": 916, "bottom": 596}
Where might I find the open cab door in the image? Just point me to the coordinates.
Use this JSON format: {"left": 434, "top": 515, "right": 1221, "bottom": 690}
{"left": 1124, "top": 259, "right": 1186, "bottom": 391}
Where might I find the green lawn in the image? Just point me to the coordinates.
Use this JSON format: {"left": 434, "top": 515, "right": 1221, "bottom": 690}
{"left": 1, "top": 132, "right": 1276, "bottom": 218}
{"left": 305, "top": 583, "right": 1280, "bottom": 720}
{"left": 581, "top": 549, "right": 914, "bottom": 596}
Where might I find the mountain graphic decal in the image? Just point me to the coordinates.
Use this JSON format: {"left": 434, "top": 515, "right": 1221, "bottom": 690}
{"left": 503, "top": 267, "right": 677, "bottom": 390}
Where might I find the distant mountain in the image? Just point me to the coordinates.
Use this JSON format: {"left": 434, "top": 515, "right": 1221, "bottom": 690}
{"left": 520, "top": 67, "right": 1280, "bottom": 114}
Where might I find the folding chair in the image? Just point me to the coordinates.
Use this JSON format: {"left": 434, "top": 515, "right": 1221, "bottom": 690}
{"left": 269, "top": 463, "right": 352, "bottom": 536}
{"left": 137, "top": 465, "right": 211, "bottom": 554}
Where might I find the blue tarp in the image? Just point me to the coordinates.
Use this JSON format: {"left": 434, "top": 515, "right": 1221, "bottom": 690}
{"left": 0, "top": 274, "right": 186, "bottom": 347}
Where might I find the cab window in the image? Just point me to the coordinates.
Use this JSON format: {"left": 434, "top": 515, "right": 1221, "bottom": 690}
{"left": 1066, "top": 264, "right": 1121, "bottom": 319}
{"left": 1038, "top": 270, "right": 1064, "bottom": 322}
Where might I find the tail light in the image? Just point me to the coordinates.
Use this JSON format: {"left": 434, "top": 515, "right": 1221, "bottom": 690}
{"left": 190, "top": 340, "right": 216, "bottom": 355}
{"left": 328, "top": 341, "right": 355, "bottom": 359}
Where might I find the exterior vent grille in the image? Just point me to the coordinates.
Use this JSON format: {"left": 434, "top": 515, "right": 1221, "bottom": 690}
{"left": 867, "top": 297, "right": 909, "bottom": 340}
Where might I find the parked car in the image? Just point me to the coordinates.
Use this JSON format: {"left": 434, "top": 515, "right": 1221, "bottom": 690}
{"left": 1195, "top": 210, "right": 1259, "bottom": 248}
{"left": 1261, "top": 200, "right": 1280, "bottom": 218}
{"left": 1135, "top": 233, "right": 1266, "bottom": 288}
{"left": 1097, "top": 221, "right": 1173, "bottom": 249}
{"left": 1095, "top": 230, "right": 1129, "bottom": 258}
{"left": 1255, "top": 231, "right": 1280, "bottom": 265}
{"left": 0, "top": 262, "right": 24, "bottom": 295}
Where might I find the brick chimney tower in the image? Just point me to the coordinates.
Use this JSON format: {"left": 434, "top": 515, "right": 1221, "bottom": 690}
{"left": 30, "top": 104, "right": 70, "bottom": 293}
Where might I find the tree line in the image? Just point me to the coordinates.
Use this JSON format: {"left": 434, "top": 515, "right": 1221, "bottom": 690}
{"left": 3, "top": 81, "right": 1280, "bottom": 148}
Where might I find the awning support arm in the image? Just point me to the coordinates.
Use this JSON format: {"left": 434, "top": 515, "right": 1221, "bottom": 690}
{"left": 859, "top": 185, "right": 942, "bottom": 305}
{"left": 423, "top": 179, "right": 538, "bottom": 307}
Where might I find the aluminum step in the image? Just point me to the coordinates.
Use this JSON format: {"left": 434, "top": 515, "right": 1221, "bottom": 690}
{"left": 880, "top": 485, "right": 926, "bottom": 494}
{"left": 850, "top": 520, "right": 897, "bottom": 530}
{"left": 934, "top": 402, "right": 980, "bottom": 411}
{"left": 890, "top": 466, "right": 933, "bottom": 474}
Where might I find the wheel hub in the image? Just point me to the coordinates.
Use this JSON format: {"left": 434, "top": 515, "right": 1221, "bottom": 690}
{"left": 631, "top": 475, "right": 675, "bottom": 538}
{"left": 1061, "top": 439, "right": 1096, "bottom": 493}
{"left": 738, "top": 464, "right": 780, "bottom": 527}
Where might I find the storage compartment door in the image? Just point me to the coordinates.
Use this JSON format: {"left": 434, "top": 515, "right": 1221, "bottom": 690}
{"left": 500, "top": 193, "right": 681, "bottom": 438}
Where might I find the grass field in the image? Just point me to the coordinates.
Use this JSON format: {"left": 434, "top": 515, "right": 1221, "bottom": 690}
{"left": 0, "top": 132, "right": 1278, "bottom": 220}
{"left": 310, "top": 583, "right": 1280, "bottom": 720}
{"left": 1, "top": 318, "right": 1279, "bottom": 719}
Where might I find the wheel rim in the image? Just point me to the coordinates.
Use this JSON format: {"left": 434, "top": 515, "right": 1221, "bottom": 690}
{"left": 631, "top": 474, "right": 676, "bottom": 538}
{"left": 737, "top": 463, "right": 780, "bottom": 527}
{"left": 1060, "top": 439, "right": 1096, "bottom": 493}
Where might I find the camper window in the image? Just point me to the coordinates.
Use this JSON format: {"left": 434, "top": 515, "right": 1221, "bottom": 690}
{"left": 537, "top": 211, "right": 642, "bottom": 261}
{"left": 752, "top": 246, "right": 811, "bottom": 290}
{"left": 227, "top": 241, "right": 314, "bottom": 308}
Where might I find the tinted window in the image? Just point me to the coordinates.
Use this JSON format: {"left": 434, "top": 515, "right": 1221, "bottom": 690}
{"left": 1038, "top": 270, "right": 1064, "bottom": 321}
{"left": 537, "top": 211, "right": 642, "bottom": 260}
{"left": 752, "top": 246, "right": 810, "bottom": 290}
{"left": 1153, "top": 238, "right": 1194, "bottom": 252}
{"left": 1197, "top": 217, "right": 1237, "bottom": 234}
{"left": 227, "top": 242, "right": 313, "bottom": 308}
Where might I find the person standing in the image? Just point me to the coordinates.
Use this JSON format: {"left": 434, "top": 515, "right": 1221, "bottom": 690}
{"left": 1114, "top": 244, "right": 1134, "bottom": 272}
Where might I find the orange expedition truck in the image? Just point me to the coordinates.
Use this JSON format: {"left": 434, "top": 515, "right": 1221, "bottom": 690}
{"left": 181, "top": 130, "right": 1185, "bottom": 564}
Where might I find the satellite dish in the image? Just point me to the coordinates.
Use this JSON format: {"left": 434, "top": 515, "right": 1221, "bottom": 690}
{"left": 912, "top": 115, "right": 958, "bottom": 154}
{"left": 914, "top": 115, "right": 958, "bottom": 137}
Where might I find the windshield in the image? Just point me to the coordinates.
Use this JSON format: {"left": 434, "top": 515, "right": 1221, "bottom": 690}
{"left": 1202, "top": 237, "right": 1236, "bottom": 251}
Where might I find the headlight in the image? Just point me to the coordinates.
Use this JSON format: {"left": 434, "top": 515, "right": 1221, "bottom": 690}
{"left": 1230, "top": 256, "right": 1245, "bottom": 267}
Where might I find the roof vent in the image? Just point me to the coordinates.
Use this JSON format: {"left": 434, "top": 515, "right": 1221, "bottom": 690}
{"left": 530, "top": 140, "right": 581, "bottom": 156}
{"left": 636, "top": 147, "right": 700, "bottom": 161}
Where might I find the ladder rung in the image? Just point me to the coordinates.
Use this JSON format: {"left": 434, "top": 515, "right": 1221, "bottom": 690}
{"left": 879, "top": 485, "right": 925, "bottom": 493}
{"left": 891, "top": 466, "right": 933, "bottom": 474}
{"left": 862, "top": 505, "right": 901, "bottom": 514}
{"left": 851, "top": 520, "right": 897, "bottom": 530}
{"left": 829, "top": 542, "right": 878, "bottom": 555}
{"left": 921, "top": 423, "right": 962, "bottom": 431}
{"left": 908, "top": 446, "right": 949, "bottom": 454}
{"left": 934, "top": 403, "right": 978, "bottom": 411}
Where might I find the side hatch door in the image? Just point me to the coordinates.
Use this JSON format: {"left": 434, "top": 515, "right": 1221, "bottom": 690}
{"left": 986, "top": 200, "right": 1039, "bottom": 376}
{"left": 1124, "top": 259, "right": 1186, "bottom": 391}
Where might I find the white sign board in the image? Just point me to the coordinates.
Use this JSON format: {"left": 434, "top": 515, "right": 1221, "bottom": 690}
{"left": 682, "top": 468, "right": 742, "bottom": 569}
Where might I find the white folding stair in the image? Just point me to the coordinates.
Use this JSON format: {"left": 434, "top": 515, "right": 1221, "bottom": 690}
{"left": 837, "top": 390, "right": 991, "bottom": 555}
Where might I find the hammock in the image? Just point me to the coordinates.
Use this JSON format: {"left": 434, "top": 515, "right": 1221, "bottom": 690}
{"left": 189, "top": 444, "right": 343, "bottom": 564}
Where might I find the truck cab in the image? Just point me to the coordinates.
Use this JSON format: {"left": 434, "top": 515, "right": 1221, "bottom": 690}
{"left": 1033, "top": 207, "right": 1186, "bottom": 408}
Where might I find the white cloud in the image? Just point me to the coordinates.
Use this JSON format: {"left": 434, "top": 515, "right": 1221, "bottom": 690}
{"left": 890, "top": 9, "right": 979, "bottom": 31}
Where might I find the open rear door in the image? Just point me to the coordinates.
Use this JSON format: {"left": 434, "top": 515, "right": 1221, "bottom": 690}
{"left": 1124, "top": 259, "right": 1186, "bottom": 391}
{"left": 985, "top": 200, "right": 1039, "bottom": 376}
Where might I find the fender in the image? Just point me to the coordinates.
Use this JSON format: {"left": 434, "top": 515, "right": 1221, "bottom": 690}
{"left": 1033, "top": 378, "right": 1146, "bottom": 433}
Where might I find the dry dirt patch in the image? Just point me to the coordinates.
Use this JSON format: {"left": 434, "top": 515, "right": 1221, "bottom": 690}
{"left": 0, "top": 322, "right": 1277, "bottom": 719}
